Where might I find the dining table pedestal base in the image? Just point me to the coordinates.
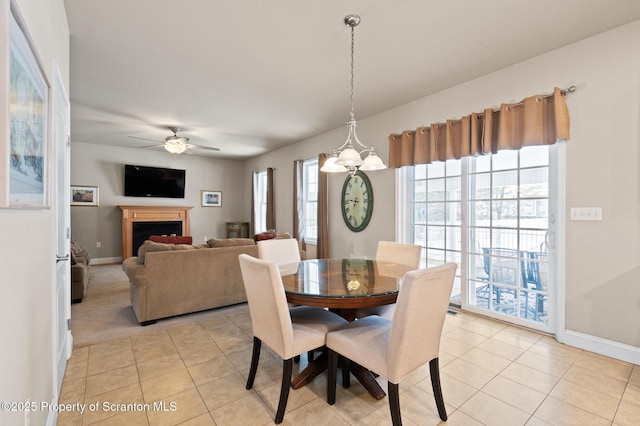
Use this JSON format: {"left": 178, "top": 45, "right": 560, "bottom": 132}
{"left": 291, "top": 351, "right": 386, "bottom": 400}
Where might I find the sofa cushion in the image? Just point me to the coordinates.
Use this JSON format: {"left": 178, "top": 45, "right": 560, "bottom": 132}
{"left": 137, "top": 240, "right": 174, "bottom": 264}
{"left": 149, "top": 235, "right": 193, "bottom": 245}
{"left": 173, "top": 244, "right": 198, "bottom": 251}
{"left": 207, "top": 238, "right": 256, "bottom": 248}
{"left": 275, "top": 231, "right": 292, "bottom": 239}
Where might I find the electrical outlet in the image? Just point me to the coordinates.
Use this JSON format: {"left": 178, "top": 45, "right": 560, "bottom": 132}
{"left": 96, "top": 241, "right": 102, "bottom": 248}
{"left": 204, "top": 236, "right": 208, "bottom": 243}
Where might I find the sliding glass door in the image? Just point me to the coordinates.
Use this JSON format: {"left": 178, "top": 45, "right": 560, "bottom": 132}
{"left": 466, "top": 146, "right": 551, "bottom": 328}
{"left": 403, "top": 145, "right": 556, "bottom": 332}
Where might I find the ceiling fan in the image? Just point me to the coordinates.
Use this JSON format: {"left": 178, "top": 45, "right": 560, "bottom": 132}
{"left": 128, "top": 127, "right": 220, "bottom": 154}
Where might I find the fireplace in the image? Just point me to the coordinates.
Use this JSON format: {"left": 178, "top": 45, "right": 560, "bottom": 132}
{"left": 131, "top": 221, "right": 182, "bottom": 257}
{"left": 119, "top": 205, "right": 193, "bottom": 259}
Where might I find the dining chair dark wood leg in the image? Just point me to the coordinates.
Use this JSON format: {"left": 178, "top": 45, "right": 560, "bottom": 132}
{"left": 429, "top": 358, "right": 447, "bottom": 421}
{"left": 275, "top": 358, "right": 293, "bottom": 424}
{"left": 387, "top": 382, "right": 402, "bottom": 426}
{"left": 327, "top": 349, "right": 338, "bottom": 405}
{"left": 246, "top": 336, "right": 261, "bottom": 389}
{"left": 341, "top": 356, "right": 351, "bottom": 388}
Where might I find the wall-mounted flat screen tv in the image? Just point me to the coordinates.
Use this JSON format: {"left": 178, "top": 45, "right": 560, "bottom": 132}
{"left": 124, "top": 164, "right": 186, "bottom": 198}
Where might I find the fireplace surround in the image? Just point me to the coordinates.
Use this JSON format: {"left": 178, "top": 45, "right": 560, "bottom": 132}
{"left": 119, "top": 205, "right": 192, "bottom": 259}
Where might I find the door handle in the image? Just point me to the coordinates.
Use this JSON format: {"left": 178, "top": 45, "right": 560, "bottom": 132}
{"left": 56, "top": 254, "right": 70, "bottom": 263}
{"left": 545, "top": 231, "right": 555, "bottom": 249}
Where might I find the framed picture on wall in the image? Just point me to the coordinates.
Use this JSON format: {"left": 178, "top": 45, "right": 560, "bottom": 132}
{"left": 71, "top": 185, "right": 99, "bottom": 206}
{"left": 0, "top": 0, "right": 51, "bottom": 208}
{"left": 201, "top": 190, "right": 222, "bottom": 207}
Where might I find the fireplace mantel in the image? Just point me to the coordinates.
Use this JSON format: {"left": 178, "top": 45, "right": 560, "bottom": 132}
{"left": 119, "top": 205, "right": 192, "bottom": 259}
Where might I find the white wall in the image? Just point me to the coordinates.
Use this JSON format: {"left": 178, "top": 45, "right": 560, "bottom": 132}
{"left": 245, "top": 21, "right": 640, "bottom": 354}
{"left": 71, "top": 142, "right": 247, "bottom": 259}
{"left": 0, "top": 0, "right": 69, "bottom": 425}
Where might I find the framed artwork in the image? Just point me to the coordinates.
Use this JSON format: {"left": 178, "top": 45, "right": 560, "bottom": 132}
{"left": 71, "top": 185, "right": 99, "bottom": 206}
{"left": 201, "top": 190, "right": 222, "bottom": 207}
{"left": 0, "top": 0, "right": 51, "bottom": 208}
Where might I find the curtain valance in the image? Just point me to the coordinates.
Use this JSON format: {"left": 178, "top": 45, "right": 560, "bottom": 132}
{"left": 388, "top": 87, "right": 572, "bottom": 168}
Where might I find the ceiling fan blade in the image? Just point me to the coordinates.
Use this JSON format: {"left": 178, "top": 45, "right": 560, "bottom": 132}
{"left": 187, "top": 144, "right": 220, "bottom": 151}
{"left": 139, "top": 143, "right": 165, "bottom": 149}
{"left": 128, "top": 131, "right": 219, "bottom": 153}
{"left": 128, "top": 135, "right": 163, "bottom": 143}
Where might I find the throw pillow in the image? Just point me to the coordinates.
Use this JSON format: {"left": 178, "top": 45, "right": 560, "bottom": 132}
{"left": 207, "top": 238, "right": 256, "bottom": 248}
{"left": 255, "top": 230, "right": 278, "bottom": 241}
{"left": 149, "top": 235, "right": 193, "bottom": 245}
{"left": 70, "top": 239, "right": 82, "bottom": 255}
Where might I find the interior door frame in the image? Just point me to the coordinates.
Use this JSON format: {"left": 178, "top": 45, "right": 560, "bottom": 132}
{"left": 51, "top": 63, "right": 71, "bottom": 400}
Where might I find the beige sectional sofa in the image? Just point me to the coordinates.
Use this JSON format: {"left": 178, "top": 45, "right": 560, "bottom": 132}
{"left": 122, "top": 238, "right": 258, "bottom": 325}
{"left": 71, "top": 240, "right": 91, "bottom": 303}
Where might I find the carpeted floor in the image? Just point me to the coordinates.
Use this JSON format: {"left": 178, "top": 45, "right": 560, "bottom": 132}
{"left": 70, "top": 263, "right": 247, "bottom": 347}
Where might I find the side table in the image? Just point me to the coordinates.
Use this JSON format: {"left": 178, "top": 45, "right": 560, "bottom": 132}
{"left": 226, "top": 222, "right": 249, "bottom": 238}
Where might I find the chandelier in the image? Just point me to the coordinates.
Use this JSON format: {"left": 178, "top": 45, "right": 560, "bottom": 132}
{"left": 321, "top": 14, "right": 387, "bottom": 175}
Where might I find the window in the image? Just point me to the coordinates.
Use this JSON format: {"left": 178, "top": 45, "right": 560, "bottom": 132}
{"left": 411, "top": 159, "right": 462, "bottom": 299}
{"left": 302, "top": 158, "right": 318, "bottom": 243}
{"left": 401, "top": 145, "right": 557, "bottom": 332}
{"left": 253, "top": 170, "right": 268, "bottom": 233}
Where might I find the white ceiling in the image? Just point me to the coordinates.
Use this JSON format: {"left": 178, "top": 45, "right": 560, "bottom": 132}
{"left": 64, "top": 0, "right": 640, "bottom": 159}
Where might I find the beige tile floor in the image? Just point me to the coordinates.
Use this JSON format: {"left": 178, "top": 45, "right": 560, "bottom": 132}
{"left": 58, "top": 279, "right": 640, "bottom": 425}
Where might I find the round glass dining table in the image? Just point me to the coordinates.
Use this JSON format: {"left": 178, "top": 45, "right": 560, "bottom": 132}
{"left": 280, "top": 258, "right": 413, "bottom": 320}
{"left": 279, "top": 258, "right": 414, "bottom": 399}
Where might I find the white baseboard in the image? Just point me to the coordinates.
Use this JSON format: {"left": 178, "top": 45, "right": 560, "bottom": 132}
{"left": 90, "top": 257, "right": 122, "bottom": 265}
{"left": 557, "top": 329, "right": 640, "bottom": 365}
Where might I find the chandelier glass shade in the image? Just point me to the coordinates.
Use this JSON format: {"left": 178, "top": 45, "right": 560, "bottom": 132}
{"left": 321, "top": 14, "right": 387, "bottom": 175}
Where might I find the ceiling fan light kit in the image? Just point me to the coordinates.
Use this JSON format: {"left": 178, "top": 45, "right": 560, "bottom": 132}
{"left": 164, "top": 141, "right": 187, "bottom": 154}
{"left": 164, "top": 127, "right": 189, "bottom": 154}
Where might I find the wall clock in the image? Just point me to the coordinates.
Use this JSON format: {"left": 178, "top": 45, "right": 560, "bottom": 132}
{"left": 341, "top": 171, "right": 373, "bottom": 232}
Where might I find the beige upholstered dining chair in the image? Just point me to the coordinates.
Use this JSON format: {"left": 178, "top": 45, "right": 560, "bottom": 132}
{"left": 327, "top": 262, "right": 457, "bottom": 425}
{"left": 258, "top": 237, "right": 318, "bottom": 361}
{"left": 376, "top": 240, "right": 422, "bottom": 267}
{"left": 238, "top": 254, "right": 347, "bottom": 424}
{"left": 257, "top": 238, "right": 301, "bottom": 274}
{"left": 356, "top": 241, "right": 422, "bottom": 319}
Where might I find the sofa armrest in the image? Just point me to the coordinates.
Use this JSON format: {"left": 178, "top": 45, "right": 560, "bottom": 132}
{"left": 123, "top": 257, "right": 147, "bottom": 288}
{"left": 71, "top": 262, "right": 89, "bottom": 303}
{"left": 71, "top": 263, "right": 88, "bottom": 282}
{"left": 122, "top": 257, "right": 149, "bottom": 322}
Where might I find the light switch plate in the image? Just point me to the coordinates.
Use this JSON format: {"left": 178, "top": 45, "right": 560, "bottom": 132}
{"left": 570, "top": 207, "right": 602, "bottom": 221}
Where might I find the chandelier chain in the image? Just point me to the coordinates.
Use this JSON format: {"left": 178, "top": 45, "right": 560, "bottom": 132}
{"left": 350, "top": 24, "right": 355, "bottom": 117}
{"left": 319, "top": 14, "right": 387, "bottom": 173}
